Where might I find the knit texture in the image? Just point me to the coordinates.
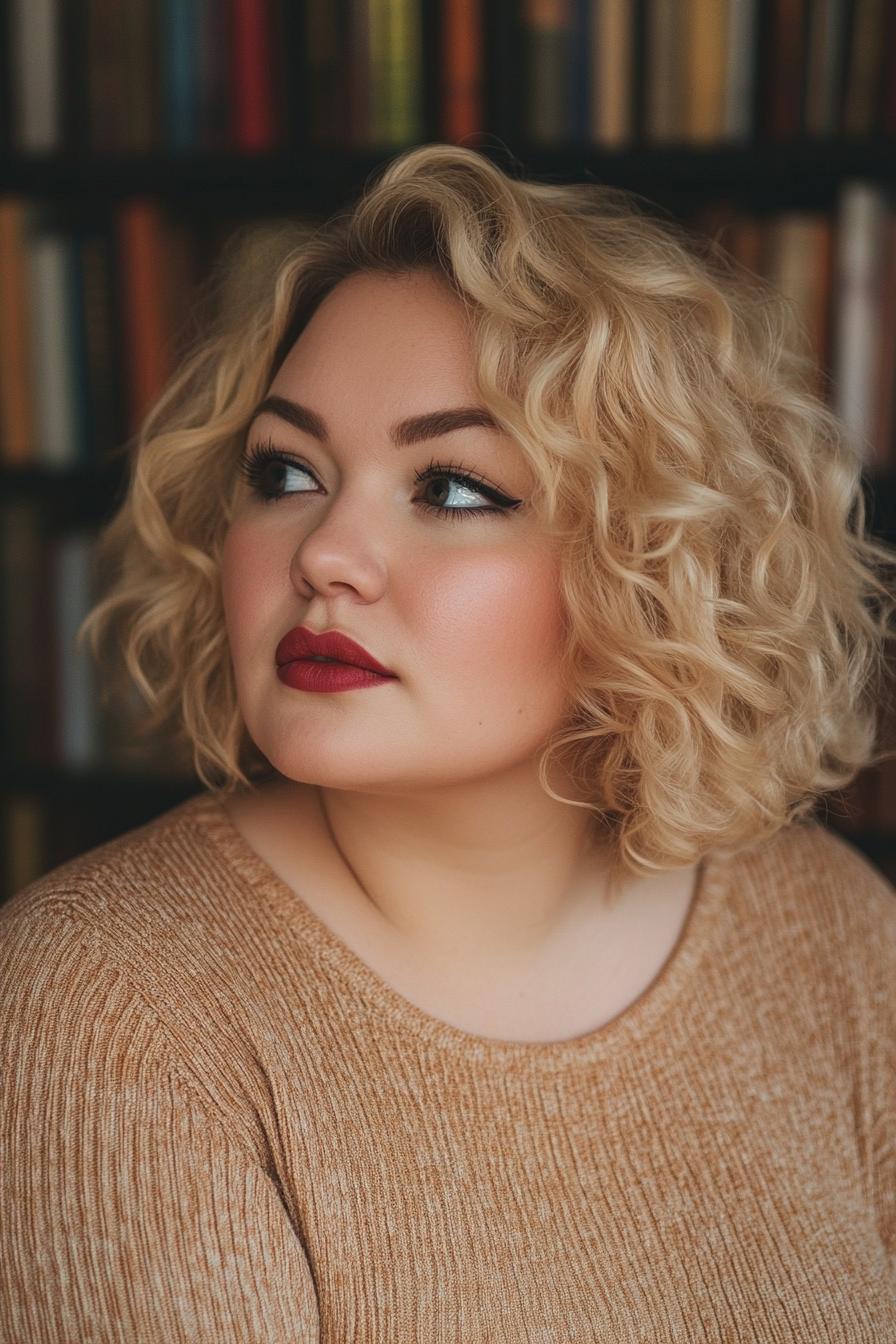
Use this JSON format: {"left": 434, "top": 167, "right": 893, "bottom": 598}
{"left": 1, "top": 794, "right": 895, "bottom": 1342}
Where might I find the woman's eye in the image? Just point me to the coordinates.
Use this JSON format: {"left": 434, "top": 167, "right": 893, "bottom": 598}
{"left": 420, "top": 475, "right": 493, "bottom": 511}
{"left": 244, "top": 453, "right": 319, "bottom": 500}
{"left": 414, "top": 467, "right": 521, "bottom": 516}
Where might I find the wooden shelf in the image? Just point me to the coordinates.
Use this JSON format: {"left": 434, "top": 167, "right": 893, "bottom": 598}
{"left": 3, "top": 140, "right": 896, "bottom": 217}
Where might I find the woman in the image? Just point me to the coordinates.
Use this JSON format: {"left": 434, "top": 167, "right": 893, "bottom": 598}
{"left": 2, "top": 146, "right": 895, "bottom": 1340}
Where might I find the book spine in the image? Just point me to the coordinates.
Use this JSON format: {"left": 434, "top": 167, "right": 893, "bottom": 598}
{"left": 2, "top": 794, "right": 47, "bottom": 899}
{"left": 685, "top": 0, "right": 729, "bottom": 143}
{"left": 0, "top": 199, "right": 36, "bottom": 465}
{"left": 197, "top": 0, "right": 230, "bottom": 147}
{"left": 306, "top": 0, "right": 347, "bottom": 146}
{"left": 766, "top": 212, "right": 833, "bottom": 379}
{"left": 80, "top": 234, "right": 123, "bottom": 463}
{"left": 804, "top": 0, "right": 849, "bottom": 135}
{"left": 231, "top": 0, "right": 278, "bottom": 149}
{"left": 525, "top": 0, "right": 575, "bottom": 144}
{"left": 724, "top": 0, "right": 758, "bottom": 139}
{"left": 54, "top": 532, "right": 100, "bottom": 771}
{"left": 591, "top": 0, "right": 635, "bottom": 147}
{"left": 441, "top": 0, "right": 484, "bottom": 142}
{"left": 10, "top": 0, "right": 61, "bottom": 151}
{"left": 644, "top": 0, "right": 685, "bottom": 142}
{"left": 123, "top": 0, "right": 162, "bottom": 150}
{"left": 369, "top": 0, "right": 423, "bottom": 146}
{"left": 871, "top": 213, "right": 896, "bottom": 470}
{"left": 842, "top": 0, "right": 889, "bottom": 135}
{"left": 87, "top": 0, "right": 128, "bottom": 151}
{"left": 163, "top": 0, "right": 199, "bottom": 150}
{"left": 763, "top": 0, "right": 808, "bottom": 141}
{"left": 116, "top": 200, "right": 172, "bottom": 432}
{"left": 0, "top": 502, "right": 48, "bottom": 766}
{"left": 834, "top": 182, "right": 887, "bottom": 462}
{"left": 27, "top": 233, "right": 80, "bottom": 468}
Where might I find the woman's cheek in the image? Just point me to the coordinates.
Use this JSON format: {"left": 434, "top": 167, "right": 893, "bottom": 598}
{"left": 221, "top": 519, "right": 291, "bottom": 678}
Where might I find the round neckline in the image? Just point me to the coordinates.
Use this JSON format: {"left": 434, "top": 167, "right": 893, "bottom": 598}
{"left": 186, "top": 793, "right": 734, "bottom": 1070}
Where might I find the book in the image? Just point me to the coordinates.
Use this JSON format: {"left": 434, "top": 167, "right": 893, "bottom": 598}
{"left": 0, "top": 501, "right": 54, "bottom": 766}
{"left": 763, "top": 0, "right": 809, "bottom": 141}
{"left": 369, "top": 0, "right": 423, "bottom": 146}
{"left": 872, "top": 213, "right": 896, "bottom": 470}
{"left": 122, "top": 0, "right": 161, "bottom": 150}
{"left": 724, "top": 0, "right": 759, "bottom": 139}
{"left": 441, "top": 0, "right": 484, "bottom": 142}
{"left": 307, "top": 0, "right": 348, "bottom": 146}
{"left": 9, "top": 0, "right": 61, "bottom": 151}
{"left": 644, "top": 0, "right": 685, "bottom": 142}
{"left": 116, "top": 200, "right": 175, "bottom": 432}
{"left": 162, "top": 0, "right": 199, "bottom": 150}
{"left": 27, "top": 231, "right": 82, "bottom": 468}
{"left": 590, "top": 0, "right": 635, "bottom": 147}
{"left": 685, "top": 0, "right": 729, "bottom": 143}
{"left": 843, "top": 0, "right": 889, "bottom": 136}
{"left": 766, "top": 213, "right": 833, "bottom": 379}
{"left": 804, "top": 0, "right": 849, "bottom": 135}
{"left": 524, "top": 0, "right": 575, "bottom": 145}
{"left": 230, "top": 0, "right": 278, "bottom": 150}
{"left": 197, "top": 0, "right": 230, "bottom": 147}
{"left": 2, "top": 794, "right": 47, "bottom": 898}
{"left": 79, "top": 234, "right": 122, "bottom": 462}
{"left": 834, "top": 182, "right": 888, "bottom": 462}
{"left": 87, "top": 0, "right": 128, "bottom": 151}
{"left": 0, "top": 199, "right": 36, "bottom": 466}
{"left": 54, "top": 532, "right": 100, "bottom": 770}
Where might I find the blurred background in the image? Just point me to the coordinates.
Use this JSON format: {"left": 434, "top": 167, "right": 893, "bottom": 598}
{"left": 3, "top": 0, "right": 896, "bottom": 900}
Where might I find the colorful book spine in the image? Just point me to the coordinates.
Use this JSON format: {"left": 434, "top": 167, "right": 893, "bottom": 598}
{"left": 10, "top": 0, "right": 62, "bottom": 151}
{"left": 804, "top": 0, "right": 849, "bottom": 135}
{"left": 0, "top": 200, "right": 36, "bottom": 466}
{"left": 834, "top": 182, "right": 888, "bottom": 462}
{"left": 231, "top": 0, "right": 278, "bottom": 150}
{"left": 27, "top": 233, "right": 82, "bottom": 468}
{"left": 724, "top": 0, "right": 758, "bottom": 139}
{"left": 54, "top": 532, "right": 100, "bottom": 770}
{"left": 685, "top": 0, "right": 729, "bottom": 143}
{"left": 525, "top": 0, "right": 575, "bottom": 144}
{"left": 441, "top": 0, "right": 484, "bottom": 142}
{"left": 590, "top": 0, "right": 635, "bottom": 147}
{"left": 368, "top": 0, "right": 423, "bottom": 147}
{"left": 117, "top": 201, "right": 174, "bottom": 433}
{"left": 163, "top": 0, "right": 200, "bottom": 150}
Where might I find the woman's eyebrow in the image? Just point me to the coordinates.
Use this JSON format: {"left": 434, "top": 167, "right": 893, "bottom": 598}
{"left": 250, "top": 395, "right": 328, "bottom": 439}
{"left": 249, "top": 397, "right": 497, "bottom": 446}
{"left": 391, "top": 407, "right": 498, "bottom": 446}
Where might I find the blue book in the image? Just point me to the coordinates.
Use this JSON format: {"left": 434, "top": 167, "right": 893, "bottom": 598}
{"left": 163, "top": 0, "right": 200, "bottom": 151}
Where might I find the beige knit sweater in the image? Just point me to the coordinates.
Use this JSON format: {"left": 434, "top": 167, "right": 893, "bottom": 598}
{"left": 1, "top": 794, "right": 895, "bottom": 1342}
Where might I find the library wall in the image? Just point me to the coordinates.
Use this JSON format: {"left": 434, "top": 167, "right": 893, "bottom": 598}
{"left": 4, "top": 0, "right": 896, "bottom": 899}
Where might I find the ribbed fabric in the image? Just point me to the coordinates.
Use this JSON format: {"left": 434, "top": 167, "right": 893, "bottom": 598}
{"left": 1, "top": 795, "right": 895, "bottom": 1342}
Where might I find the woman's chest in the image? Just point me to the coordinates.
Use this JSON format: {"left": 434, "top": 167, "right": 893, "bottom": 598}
{"left": 260, "top": 1039, "right": 895, "bottom": 1343}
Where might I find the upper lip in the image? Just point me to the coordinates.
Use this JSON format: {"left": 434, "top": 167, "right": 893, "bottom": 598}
{"left": 275, "top": 626, "right": 396, "bottom": 676}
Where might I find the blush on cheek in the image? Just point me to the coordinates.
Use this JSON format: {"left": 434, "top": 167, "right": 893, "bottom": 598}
{"left": 412, "top": 549, "right": 565, "bottom": 688}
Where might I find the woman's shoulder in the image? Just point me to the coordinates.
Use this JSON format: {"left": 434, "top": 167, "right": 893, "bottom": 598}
{"left": 719, "top": 818, "right": 896, "bottom": 1012}
{"left": 0, "top": 794, "right": 296, "bottom": 1033}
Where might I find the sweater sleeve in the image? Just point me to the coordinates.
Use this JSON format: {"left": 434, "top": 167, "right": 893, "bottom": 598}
{"left": 0, "top": 899, "right": 319, "bottom": 1344}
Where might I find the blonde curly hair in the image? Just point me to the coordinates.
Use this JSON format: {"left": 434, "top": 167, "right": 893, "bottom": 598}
{"left": 88, "top": 144, "right": 894, "bottom": 873}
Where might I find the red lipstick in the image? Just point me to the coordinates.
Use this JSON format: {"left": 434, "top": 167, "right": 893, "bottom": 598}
{"left": 275, "top": 627, "right": 397, "bottom": 693}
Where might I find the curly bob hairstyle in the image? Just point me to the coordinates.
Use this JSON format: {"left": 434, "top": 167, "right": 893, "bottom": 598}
{"left": 89, "top": 144, "right": 894, "bottom": 873}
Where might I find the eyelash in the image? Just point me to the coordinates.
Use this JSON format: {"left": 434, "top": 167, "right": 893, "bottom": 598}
{"left": 240, "top": 443, "right": 521, "bottom": 519}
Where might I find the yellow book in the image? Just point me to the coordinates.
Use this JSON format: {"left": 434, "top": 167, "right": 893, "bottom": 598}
{"left": 0, "top": 199, "right": 35, "bottom": 465}
{"left": 591, "top": 0, "right": 635, "bottom": 148}
{"left": 369, "top": 0, "right": 423, "bottom": 146}
{"left": 685, "top": 0, "right": 729, "bottom": 144}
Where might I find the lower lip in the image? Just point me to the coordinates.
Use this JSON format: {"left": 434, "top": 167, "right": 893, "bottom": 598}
{"left": 277, "top": 659, "right": 396, "bottom": 693}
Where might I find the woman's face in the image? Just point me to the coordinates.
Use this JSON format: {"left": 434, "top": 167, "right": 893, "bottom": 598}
{"left": 222, "top": 270, "right": 568, "bottom": 793}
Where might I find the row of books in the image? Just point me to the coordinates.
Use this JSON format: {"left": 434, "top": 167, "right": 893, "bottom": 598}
{"left": 7, "top": 0, "right": 896, "bottom": 155}
{"left": 2, "top": 183, "right": 896, "bottom": 470}
{"left": 0, "top": 198, "right": 196, "bottom": 466}
{"left": 0, "top": 501, "right": 190, "bottom": 779}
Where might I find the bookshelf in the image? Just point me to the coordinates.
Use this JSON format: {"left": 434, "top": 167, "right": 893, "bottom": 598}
{"left": 5, "top": 0, "right": 896, "bottom": 898}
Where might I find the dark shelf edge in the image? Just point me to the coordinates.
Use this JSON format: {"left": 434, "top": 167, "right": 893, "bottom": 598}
{"left": 1, "top": 767, "right": 201, "bottom": 810}
{"left": 4, "top": 141, "right": 896, "bottom": 214}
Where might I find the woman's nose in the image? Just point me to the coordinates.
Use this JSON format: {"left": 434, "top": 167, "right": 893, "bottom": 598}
{"left": 289, "top": 491, "right": 388, "bottom": 603}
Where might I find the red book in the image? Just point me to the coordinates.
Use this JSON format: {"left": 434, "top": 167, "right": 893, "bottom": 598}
{"left": 230, "top": 0, "right": 278, "bottom": 151}
{"left": 764, "top": 0, "right": 808, "bottom": 141}
{"left": 442, "top": 0, "right": 484, "bottom": 142}
{"left": 117, "top": 201, "right": 172, "bottom": 433}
